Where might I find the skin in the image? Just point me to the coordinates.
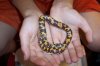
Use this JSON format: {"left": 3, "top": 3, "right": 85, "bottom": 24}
{"left": 13, "top": 0, "right": 93, "bottom": 66}
{"left": 50, "top": 1, "right": 92, "bottom": 63}
{"left": 81, "top": 12, "right": 100, "bottom": 52}
{"left": 0, "top": 1, "right": 99, "bottom": 66}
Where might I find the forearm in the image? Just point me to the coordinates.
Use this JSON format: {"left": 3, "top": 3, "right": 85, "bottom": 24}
{"left": 12, "top": 0, "right": 42, "bottom": 17}
{"left": 53, "top": 0, "right": 74, "bottom": 9}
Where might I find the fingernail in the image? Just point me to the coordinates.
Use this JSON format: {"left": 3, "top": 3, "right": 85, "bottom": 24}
{"left": 84, "top": 51, "right": 86, "bottom": 56}
{"left": 73, "top": 58, "right": 78, "bottom": 63}
{"left": 78, "top": 53, "right": 83, "bottom": 58}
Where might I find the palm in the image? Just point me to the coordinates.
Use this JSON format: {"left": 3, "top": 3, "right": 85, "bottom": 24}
{"left": 20, "top": 16, "right": 61, "bottom": 66}
{"left": 50, "top": 8, "right": 92, "bottom": 63}
{"left": 20, "top": 16, "right": 46, "bottom": 65}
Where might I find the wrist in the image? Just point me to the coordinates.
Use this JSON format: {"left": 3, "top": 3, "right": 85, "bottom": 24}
{"left": 24, "top": 10, "right": 42, "bottom": 18}
{"left": 52, "top": 0, "right": 73, "bottom": 9}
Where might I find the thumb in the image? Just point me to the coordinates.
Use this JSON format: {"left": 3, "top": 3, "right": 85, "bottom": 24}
{"left": 19, "top": 32, "right": 30, "bottom": 60}
{"left": 79, "top": 20, "right": 93, "bottom": 43}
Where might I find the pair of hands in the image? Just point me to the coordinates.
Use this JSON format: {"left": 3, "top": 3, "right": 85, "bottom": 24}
{"left": 19, "top": 6, "right": 92, "bottom": 66}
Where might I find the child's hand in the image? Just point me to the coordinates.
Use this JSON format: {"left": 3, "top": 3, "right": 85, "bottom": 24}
{"left": 50, "top": 5, "right": 92, "bottom": 63}
{"left": 20, "top": 15, "right": 60, "bottom": 66}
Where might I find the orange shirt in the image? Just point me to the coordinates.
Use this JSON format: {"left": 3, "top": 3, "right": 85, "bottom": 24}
{"left": 0, "top": 0, "right": 100, "bottom": 30}
{"left": 34, "top": 0, "right": 54, "bottom": 14}
{"left": 0, "top": 0, "right": 21, "bottom": 30}
{"left": 74, "top": 0, "right": 100, "bottom": 12}
{"left": 34, "top": 0, "right": 100, "bottom": 13}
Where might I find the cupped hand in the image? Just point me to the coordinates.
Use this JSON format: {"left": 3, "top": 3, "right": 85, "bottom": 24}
{"left": 50, "top": 6, "right": 92, "bottom": 63}
{"left": 19, "top": 15, "right": 60, "bottom": 66}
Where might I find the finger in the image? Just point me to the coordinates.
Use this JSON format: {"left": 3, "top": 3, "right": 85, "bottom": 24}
{"left": 58, "top": 28, "right": 67, "bottom": 62}
{"left": 44, "top": 54, "right": 59, "bottom": 66}
{"left": 46, "top": 21, "right": 61, "bottom": 64}
{"left": 30, "top": 53, "right": 46, "bottom": 66}
{"left": 82, "top": 45, "right": 86, "bottom": 56}
{"left": 79, "top": 20, "right": 92, "bottom": 43}
{"left": 73, "top": 40, "right": 84, "bottom": 58}
{"left": 50, "top": 26, "right": 61, "bottom": 64}
{"left": 30, "top": 36, "right": 47, "bottom": 66}
{"left": 59, "top": 28, "right": 67, "bottom": 63}
{"left": 58, "top": 25, "right": 66, "bottom": 62}
{"left": 46, "top": 22, "right": 61, "bottom": 64}
{"left": 73, "top": 41, "right": 85, "bottom": 58}
{"left": 72, "top": 32, "right": 84, "bottom": 58}
{"left": 43, "top": 56, "right": 54, "bottom": 66}
{"left": 30, "top": 36, "right": 42, "bottom": 58}
{"left": 52, "top": 54, "right": 61, "bottom": 64}
{"left": 19, "top": 31, "right": 30, "bottom": 60}
{"left": 67, "top": 42, "right": 78, "bottom": 63}
{"left": 34, "top": 36, "right": 45, "bottom": 58}
{"left": 63, "top": 48, "right": 71, "bottom": 64}
{"left": 59, "top": 53, "right": 64, "bottom": 62}
{"left": 35, "top": 36, "right": 57, "bottom": 66}
{"left": 30, "top": 55, "right": 46, "bottom": 66}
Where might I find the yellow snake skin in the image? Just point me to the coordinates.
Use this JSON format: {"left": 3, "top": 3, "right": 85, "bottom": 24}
{"left": 38, "top": 15, "right": 73, "bottom": 54}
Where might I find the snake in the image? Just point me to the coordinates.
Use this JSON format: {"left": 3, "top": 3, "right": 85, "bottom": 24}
{"left": 38, "top": 15, "right": 73, "bottom": 54}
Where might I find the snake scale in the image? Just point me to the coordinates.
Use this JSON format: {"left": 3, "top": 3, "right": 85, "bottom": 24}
{"left": 38, "top": 15, "right": 73, "bottom": 54}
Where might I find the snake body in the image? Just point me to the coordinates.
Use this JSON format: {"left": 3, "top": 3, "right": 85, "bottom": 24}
{"left": 38, "top": 15, "right": 72, "bottom": 54}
